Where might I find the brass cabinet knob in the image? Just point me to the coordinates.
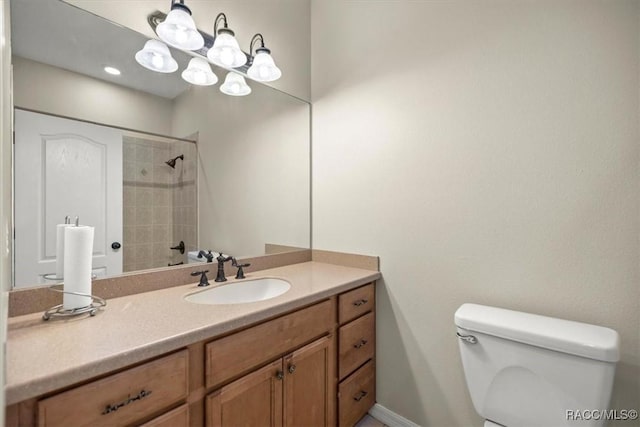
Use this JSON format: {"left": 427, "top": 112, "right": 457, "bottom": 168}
{"left": 288, "top": 364, "right": 296, "bottom": 374}
{"left": 276, "top": 370, "right": 284, "bottom": 380}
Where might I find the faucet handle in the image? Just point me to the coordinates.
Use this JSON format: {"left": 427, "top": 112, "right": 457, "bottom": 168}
{"left": 197, "top": 250, "right": 215, "bottom": 262}
{"left": 231, "top": 258, "right": 250, "bottom": 279}
{"left": 191, "top": 270, "right": 210, "bottom": 287}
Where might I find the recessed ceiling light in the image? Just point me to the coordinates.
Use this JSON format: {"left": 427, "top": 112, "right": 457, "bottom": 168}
{"left": 104, "top": 66, "right": 121, "bottom": 76}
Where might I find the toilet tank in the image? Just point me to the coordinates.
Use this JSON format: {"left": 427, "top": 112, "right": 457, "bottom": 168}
{"left": 455, "top": 304, "right": 620, "bottom": 427}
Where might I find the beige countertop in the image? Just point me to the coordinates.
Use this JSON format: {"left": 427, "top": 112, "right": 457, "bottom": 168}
{"left": 5, "top": 261, "right": 380, "bottom": 405}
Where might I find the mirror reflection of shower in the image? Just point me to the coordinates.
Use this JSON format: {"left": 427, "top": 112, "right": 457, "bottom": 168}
{"left": 121, "top": 134, "right": 197, "bottom": 273}
{"left": 166, "top": 154, "right": 184, "bottom": 169}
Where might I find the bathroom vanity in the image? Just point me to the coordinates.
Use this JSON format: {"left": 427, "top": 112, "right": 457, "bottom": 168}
{"left": 5, "top": 260, "right": 379, "bottom": 427}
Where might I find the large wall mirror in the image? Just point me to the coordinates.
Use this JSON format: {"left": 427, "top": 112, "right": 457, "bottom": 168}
{"left": 10, "top": 0, "right": 311, "bottom": 288}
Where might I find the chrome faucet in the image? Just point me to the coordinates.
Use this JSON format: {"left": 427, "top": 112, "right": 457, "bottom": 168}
{"left": 215, "top": 252, "right": 233, "bottom": 282}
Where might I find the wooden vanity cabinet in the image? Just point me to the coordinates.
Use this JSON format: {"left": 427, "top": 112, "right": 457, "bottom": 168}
{"left": 5, "top": 350, "right": 190, "bottom": 427}
{"left": 6, "top": 283, "right": 377, "bottom": 427}
{"left": 284, "top": 335, "right": 335, "bottom": 426}
{"left": 205, "top": 299, "right": 335, "bottom": 389}
{"left": 140, "top": 404, "right": 190, "bottom": 427}
{"left": 206, "top": 359, "right": 284, "bottom": 427}
{"left": 206, "top": 335, "right": 335, "bottom": 427}
{"left": 205, "top": 298, "right": 337, "bottom": 427}
{"left": 337, "top": 283, "right": 376, "bottom": 426}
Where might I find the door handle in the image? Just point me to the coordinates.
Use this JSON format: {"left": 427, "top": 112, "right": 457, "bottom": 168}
{"left": 111, "top": 242, "right": 121, "bottom": 250}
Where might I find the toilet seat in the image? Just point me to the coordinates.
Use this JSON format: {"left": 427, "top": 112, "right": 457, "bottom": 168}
{"left": 484, "top": 420, "right": 505, "bottom": 427}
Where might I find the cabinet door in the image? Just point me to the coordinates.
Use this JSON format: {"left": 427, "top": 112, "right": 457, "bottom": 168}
{"left": 139, "top": 404, "right": 189, "bottom": 427}
{"left": 284, "top": 335, "right": 336, "bottom": 427}
{"left": 207, "top": 359, "right": 283, "bottom": 427}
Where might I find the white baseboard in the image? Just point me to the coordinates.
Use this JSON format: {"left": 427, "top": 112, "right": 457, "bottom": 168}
{"left": 369, "top": 403, "right": 421, "bottom": 427}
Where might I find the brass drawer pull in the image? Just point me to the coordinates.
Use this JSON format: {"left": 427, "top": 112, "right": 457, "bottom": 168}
{"left": 101, "top": 389, "right": 152, "bottom": 415}
{"left": 353, "top": 390, "right": 368, "bottom": 402}
{"left": 353, "top": 339, "right": 368, "bottom": 349}
{"left": 353, "top": 299, "right": 368, "bottom": 307}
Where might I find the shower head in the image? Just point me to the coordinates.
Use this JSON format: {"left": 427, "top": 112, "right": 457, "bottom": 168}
{"left": 165, "top": 154, "right": 184, "bottom": 168}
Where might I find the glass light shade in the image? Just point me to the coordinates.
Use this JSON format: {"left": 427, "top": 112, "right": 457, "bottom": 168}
{"left": 207, "top": 31, "right": 247, "bottom": 68}
{"left": 156, "top": 8, "right": 204, "bottom": 50}
{"left": 247, "top": 51, "right": 282, "bottom": 82}
{"left": 135, "top": 39, "right": 178, "bottom": 73}
{"left": 181, "top": 57, "right": 218, "bottom": 86}
{"left": 220, "top": 72, "right": 251, "bottom": 96}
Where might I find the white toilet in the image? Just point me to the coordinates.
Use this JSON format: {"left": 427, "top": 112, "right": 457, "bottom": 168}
{"left": 455, "top": 303, "right": 620, "bottom": 427}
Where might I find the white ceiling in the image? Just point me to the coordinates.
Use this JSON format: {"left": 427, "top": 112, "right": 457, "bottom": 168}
{"left": 11, "top": 0, "right": 192, "bottom": 99}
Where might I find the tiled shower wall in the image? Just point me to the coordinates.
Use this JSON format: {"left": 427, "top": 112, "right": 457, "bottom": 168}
{"left": 122, "top": 135, "right": 197, "bottom": 272}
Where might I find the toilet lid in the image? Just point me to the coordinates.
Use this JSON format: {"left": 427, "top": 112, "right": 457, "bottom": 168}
{"left": 484, "top": 421, "right": 505, "bottom": 427}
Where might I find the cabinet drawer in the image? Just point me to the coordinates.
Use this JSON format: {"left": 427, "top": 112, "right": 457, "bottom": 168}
{"left": 339, "top": 312, "right": 374, "bottom": 380}
{"left": 339, "top": 284, "right": 374, "bottom": 324}
{"left": 206, "top": 299, "right": 335, "bottom": 388}
{"left": 37, "top": 350, "right": 189, "bottom": 427}
{"left": 338, "top": 360, "right": 375, "bottom": 427}
{"left": 139, "top": 404, "right": 189, "bottom": 427}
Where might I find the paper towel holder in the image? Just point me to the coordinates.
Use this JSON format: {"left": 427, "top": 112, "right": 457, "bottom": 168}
{"left": 43, "top": 272, "right": 98, "bottom": 281}
{"left": 42, "top": 286, "right": 106, "bottom": 321}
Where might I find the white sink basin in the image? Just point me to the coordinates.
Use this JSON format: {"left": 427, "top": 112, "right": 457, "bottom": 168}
{"left": 184, "top": 278, "right": 291, "bottom": 305}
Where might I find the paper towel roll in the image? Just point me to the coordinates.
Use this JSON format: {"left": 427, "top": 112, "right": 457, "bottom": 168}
{"left": 63, "top": 226, "right": 94, "bottom": 310}
{"left": 55, "top": 224, "right": 72, "bottom": 278}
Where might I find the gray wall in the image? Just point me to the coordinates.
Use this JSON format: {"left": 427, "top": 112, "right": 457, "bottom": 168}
{"left": 172, "top": 82, "right": 311, "bottom": 257}
{"left": 12, "top": 56, "right": 173, "bottom": 136}
{"left": 311, "top": 1, "right": 639, "bottom": 425}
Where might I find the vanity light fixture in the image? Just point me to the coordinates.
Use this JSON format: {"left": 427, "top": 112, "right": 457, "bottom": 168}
{"left": 220, "top": 72, "right": 251, "bottom": 96}
{"left": 144, "top": 10, "right": 282, "bottom": 94}
{"left": 103, "top": 66, "right": 121, "bottom": 76}
{"left": 247, "top": 34, "right": 281, "bottom": 82}
{"left": 135, "top": 39, "right": 178, "bottom": 73}
{"left": 156, "top": 0, "right": 204, "bottom": 50}
{"left": 207, "top": 13, "right": 247, "bottom": 68}
{"left": 181, "top": 57, "right": 218, "bottom": 86}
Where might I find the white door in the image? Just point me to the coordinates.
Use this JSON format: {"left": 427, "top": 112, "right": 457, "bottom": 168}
{"left": 14, "top": 110, "right": 123, "bottom": 287}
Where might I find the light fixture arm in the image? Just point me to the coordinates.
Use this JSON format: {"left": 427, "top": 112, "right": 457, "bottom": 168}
{"left": 169, "top": 0, "right": 191, "bottom": 15}
{"left": 248, "top": 33, "right": 271, "bottom": 66}
{"left": 249, "top": 33, "right": 266, "bottom": 56}
{"left": 214, "top": 12, "right": 230, "bottom": 35}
